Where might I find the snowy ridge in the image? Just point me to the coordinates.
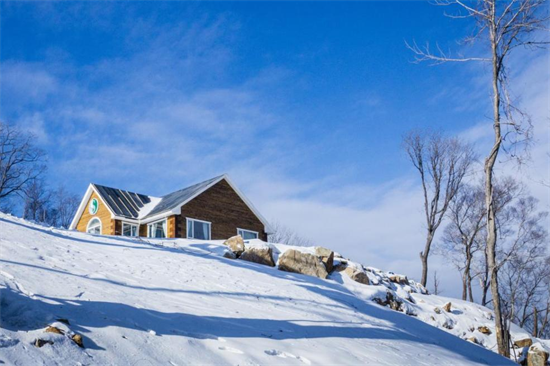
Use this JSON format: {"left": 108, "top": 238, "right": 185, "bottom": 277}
{"left": 0, "top": 213, "right": 532, "bottom": 365}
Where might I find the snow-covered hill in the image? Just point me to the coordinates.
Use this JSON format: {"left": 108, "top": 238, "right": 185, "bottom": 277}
{"left": 0, "top": 213, "right": 530, "bottom": 365}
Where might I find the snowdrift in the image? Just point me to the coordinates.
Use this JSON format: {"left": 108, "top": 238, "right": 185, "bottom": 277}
{"left": 0, "top": 213, "right": 528, "bottom": 365}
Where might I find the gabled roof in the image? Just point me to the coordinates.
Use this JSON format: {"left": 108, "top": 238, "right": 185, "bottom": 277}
{"left": 144, "top": 175, "right": 222, "bottom": 218}
{"left": 92, "top": 184, "right": 152, "bottom": 219}
{"left": 70, "top": 174, "right": 272, "bottom": 233}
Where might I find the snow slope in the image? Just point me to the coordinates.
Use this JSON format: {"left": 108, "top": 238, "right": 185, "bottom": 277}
{"left": 0, "top": 213, "right": 515, "bottom": 365}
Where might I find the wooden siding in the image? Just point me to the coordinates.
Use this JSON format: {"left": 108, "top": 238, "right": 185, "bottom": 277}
{"left": 75, "top": 191, "right": 114, "bottom": 235}
{"left": 176, "top": 179, "right": 267, "bottom": 241}
{"left": 167, "top": 216, "right": 176, "bottom": 238}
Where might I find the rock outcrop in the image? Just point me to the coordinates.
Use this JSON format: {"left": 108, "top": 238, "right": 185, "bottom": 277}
{"left": 344, "top": 266, "right": 370, "bottom": 285}
{"left": 278, "top": 249, "right": 328, "bottom": 279}
{"left": 314, "top": 247, "right": 334, "bottom": 272}
{"left": 514, "top": 337, "right": 533, "bottom": 349}
{"left": 527, "top": 344, "right": 549, "bottom": 366}
{"left": 223, "top": 235, "right": 245, "bottom": 256}
{"left": 239, "top": 247, "right": 276, "bottom": 267}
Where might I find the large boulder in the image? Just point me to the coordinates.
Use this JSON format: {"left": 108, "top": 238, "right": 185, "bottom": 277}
{"left": 527, "top": 344, "right": 549, "bottom": 366}
{"left": 514, "top": 337, "right": 533, "bottom": 349}
{"left": 314, "top": 247, "right": 334, "bottom": 272}
{"left": 223, "top": 235, "right": 245, "bottom": 256}
{"left": 239, "top": 247, "right": 275, "bottom": 267}
{"left": 344, "top": 266, "right": 370, "bottom": 285}
{"left": 278, "top": 249, "right": 328, "bottom": 279}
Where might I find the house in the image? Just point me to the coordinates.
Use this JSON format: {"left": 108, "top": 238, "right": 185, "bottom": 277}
{"left": 69, "top": 174, "right": 271, "bottom": 241}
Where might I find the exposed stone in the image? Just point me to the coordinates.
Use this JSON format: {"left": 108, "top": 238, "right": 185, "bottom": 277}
{"left": 72, "top": 334, "right": 84, "bottom": 348}
{"left": 442, "top": 319, "right": 454, "bottom": 329}
{"left": 239, "top": 247, "right": 275, "bottom": 267}
{"left": 278, "top": 249, "right": 328, "bottom": 279}
{"left": 477, "top": 326, "right": 492, "bottom": 335}
{"left": 314, "top": 247, "right": 334, "bottom": 273}
{"left": 34, "top": 339, "right": 54, "bottom": 347}
{"left": 344, "top": 267, "right": 370, "bottom": 285}
{"left": 527, "top": 344, "right": 549, "bottom": 366}
{"left": 442, "top": 302, "right": 452, "bottom": 313}
{"left": 514, "top": 337, "right": 533, "bottom": 349}
{"left": 466, "top": 336, "right": 479, "bottom": 344}
{"left": 223, "top": 235, "right": 245, "bottom": 255}
{"left": 434, "top": 307, "right": 441, "bottom": 314}
{"left": 389, "top": 274, "right": 409, "bottom": 285}
{"left": 56, "top": 318, "right": 70, "bottom": 325}
{"left": 332, "top": 262, "right": 347, "bottom": 272}
{"left": 45, "top": 326, "right": 64, "bottom": 335}
{"left": 373, "top": 291, "right": 403, "bottom": 312}
{"left": 223, "top": 250, "right": 236, "bottom": 259}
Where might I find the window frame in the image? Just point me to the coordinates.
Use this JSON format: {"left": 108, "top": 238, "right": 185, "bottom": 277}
{"left": 237, "top": 228, "right": 259, "bottom": 240}
{"left": 86, "top": 217, "right": 102, "bottom": 235}
{"left": 186, "top": 217, "right": 212, "bottom": 240}
{"left": 147, "top": 219, "right": 167, "bottom": 238}
{"left": 122, "top": 222, "right": 139, "bottom": 237}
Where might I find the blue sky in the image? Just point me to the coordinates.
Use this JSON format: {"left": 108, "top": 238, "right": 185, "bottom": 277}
{"left": 1, "top": 1, "right": 548, "bottom": 296}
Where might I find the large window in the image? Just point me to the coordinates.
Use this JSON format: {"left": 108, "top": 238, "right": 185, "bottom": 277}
{"left": 87, "top": 218, "right": 102, "bottom": 234}
{"left": 147, "top": 219, "right": 167, "bottom": 238}
{"left": 186, "top": 218, "right": 211, "bottom": 240}
{"left": 238, "top": 228, "right": 258, "bottom": 240}
{"left": 122, "top": 222, "right": 138, "bottom": 237}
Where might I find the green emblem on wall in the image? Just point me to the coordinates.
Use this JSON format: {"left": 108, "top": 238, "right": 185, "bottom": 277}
{"left": 89, "top": 198, "right": 99, "bottom": 215}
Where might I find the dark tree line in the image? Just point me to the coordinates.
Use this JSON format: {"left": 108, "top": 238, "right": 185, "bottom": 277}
{"left": 0, "top": 122, "right": 80, "bottom": 228}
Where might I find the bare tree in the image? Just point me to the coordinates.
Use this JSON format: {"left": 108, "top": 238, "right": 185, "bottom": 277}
{"left": 439, "top": 184, "right": 485, "bottom": 302}
{"left": 268, "top": 221, "right": 314, "bottom": 247}
{"left": 403, "top": 130, "right": 475, "bottom": 287}
{"left": 23, "top": 179, "right": 51, "bottom": 223}
{"left": 499, "top": 197, "right": 549, "bottom": 337}
{"left": 0, "top": 122, "right": 47, "bottom": 202}
{"left": 407, "top": 0, "right": 548, "bottom": 356}
{"left": 51, "top": 185, "right": 81, "bottom": 228}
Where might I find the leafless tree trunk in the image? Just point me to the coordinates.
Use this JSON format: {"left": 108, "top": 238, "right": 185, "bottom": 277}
{"left": 0, "top": 122, "right": 46, "bottom": 201}
{"left": 407, "top": 0, "right": 548, "bottom": 356}
{"left": 403, "top": 131, "right": 475, "bottom": 287}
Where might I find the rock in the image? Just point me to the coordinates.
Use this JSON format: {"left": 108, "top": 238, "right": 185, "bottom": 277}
{"left": 223, "top": 250, "right": 236, "bottom": 259}
{"left": 442, "top": 319, "right": 454, "bottom": 329}
{"left": 56, "top": 318, "right": 70, "bottom": 325}
{"left": 314, "top": 247, "right": 334, "bottom": 272}
{"left": 344, "top": 267, "right": 370, "bottom": 285}
{"left": 514, "top": 337, "right": 533, "bottom": 349}
{"left": 373, "top": 291, "right": 403, "bottom": 312}
{"left": 239, "top": 247, "right": 275, "bottom": 267}
{"left": 278, "top": 249, "right": 328, "bottom": 279}
{"left": 45, "top": 326, "right": 64, "bottom": 335}
{"left": 223, "top": 235, "right": 245, "bottom": 255}
{"left": 434, "top": 307, "right": 441, "bottom": 314}
{"left": 72, "top": 334, "right": 84, "bottom": 348}
{"left": 477, "top": 326, "right": 492, "bottom": 335}
{"left": 34, "top": 339, "right": 54, "bottom": 347}
{"left": 389, "top": 274, "right": 409, "bottom": 285}
{"left": 527, "top": 344, "right": 549, "bottom": 366}
{"left": 442, "top": 302, "right": 452, "bottom": 312}
{"left": 466, "top": 336, "right": 479, "bottom": 344}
